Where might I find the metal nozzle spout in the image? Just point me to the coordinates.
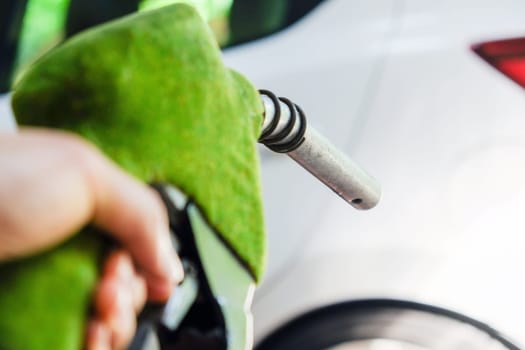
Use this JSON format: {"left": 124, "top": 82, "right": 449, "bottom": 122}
{"left": 258, "top": 90, "right": 381, "bottom": 210}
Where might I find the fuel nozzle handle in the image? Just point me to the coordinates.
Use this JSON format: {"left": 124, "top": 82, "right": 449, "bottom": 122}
{"left": 258, "top": 90, "right": 381, "bottom": 210}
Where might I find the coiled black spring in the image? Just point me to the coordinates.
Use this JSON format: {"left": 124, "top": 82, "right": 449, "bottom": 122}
{"left": 258, "top": 89, "right": 307, "bottom": 153}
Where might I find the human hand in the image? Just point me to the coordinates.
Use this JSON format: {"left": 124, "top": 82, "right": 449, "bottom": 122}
{"left": 0, "top": 128, "right": 184, "bottom": 350}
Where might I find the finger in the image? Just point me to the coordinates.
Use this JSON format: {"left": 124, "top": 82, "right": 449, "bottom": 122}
{"left": 103, "top": 251, "right": 134, "bottom": 286}
{"left": 94, "top": 273, "right": 136, "bottom": 350}
{"left": 0, "top": 128, "right": 184, "bottom": 299}
{"left": 89, "top": 167, "right": 183, "bottom": 300}
{"left": 0, "top": 130, "right": 103, "bottom": 258}
{"left": 102, "top": 250, "right": 147, "bottom": 312}
{"left": 131, "top": 271, "right": 147, "bottom": 313}
{"left": 94, "top": 251, "right": 148, "bottom": 349}
{"left": 70, "top": 136, "right": 184, "bottom": 299}
{"left": 86, "top": 320, "right": 111, "bottom": 350}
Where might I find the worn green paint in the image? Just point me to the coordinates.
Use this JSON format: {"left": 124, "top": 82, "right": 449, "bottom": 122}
{"left": 4, "top": 4, "right": 265, "bottom": 349}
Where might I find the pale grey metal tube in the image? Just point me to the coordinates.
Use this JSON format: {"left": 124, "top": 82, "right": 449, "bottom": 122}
{"left": 259, "top": 90, "right": 381, "bottom": 210}
{"left": 287, "top": 127, "right": 381, "bottom": 210}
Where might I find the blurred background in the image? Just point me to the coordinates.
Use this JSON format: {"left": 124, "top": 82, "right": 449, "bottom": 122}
{"left": 3, "top": 1, "right": 525, "bottom": 349}
{"left": 0, "top": 0, "right": 323, "bottom": 92}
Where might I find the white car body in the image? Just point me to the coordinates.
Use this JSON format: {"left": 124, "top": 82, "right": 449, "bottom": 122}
{"left": 224, "top": 0, "right": 525, "bottom": 346}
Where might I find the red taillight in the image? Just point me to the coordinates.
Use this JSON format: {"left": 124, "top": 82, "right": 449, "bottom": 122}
{"left": 473, "top": 37, "right": 525, "bottom": 88}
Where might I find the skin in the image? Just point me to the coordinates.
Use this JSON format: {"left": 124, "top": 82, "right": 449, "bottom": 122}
{"left": 0, "top": 127, "right": 184, "bottom": 350}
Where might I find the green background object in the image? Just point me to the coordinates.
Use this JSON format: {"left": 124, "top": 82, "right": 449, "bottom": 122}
{"left": 139, "top": 0, "right": 233, "bottom": 20}
{"left": 11, "top": 0, "right": 234, "bottom": 86}
{"left": 14, "top": 0, "right": 70, "bottom": 73}
{"left": 4, "top": 4, "right": 265, "bottom": 349}
{"left": 4, "top": 0, "right": 324, "bottom": 91}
